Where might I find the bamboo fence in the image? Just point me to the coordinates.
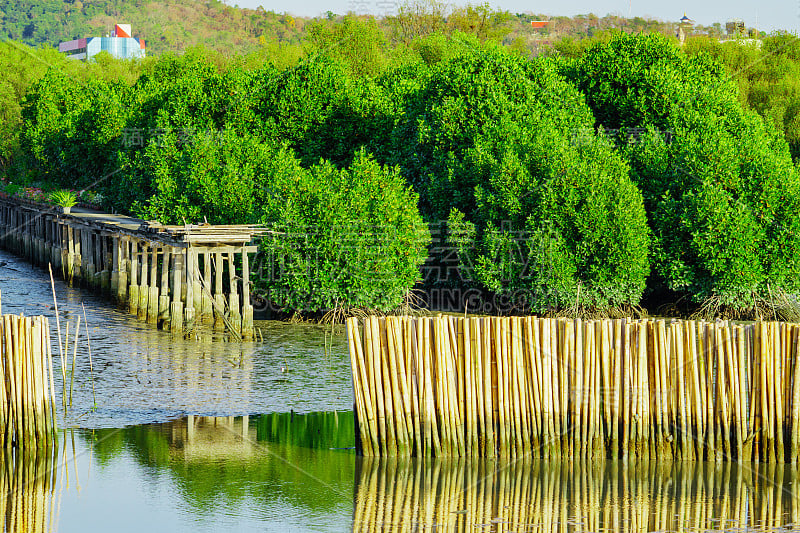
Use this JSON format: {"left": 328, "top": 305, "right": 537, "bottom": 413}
{"left": 352, "top": 456, "right": 795, "bottom": 531}
{"left": 0, "top": 315, "right": 58, "bottom": 449}
{"left": 347, "top": 315, "right": 800, "bottom": 461}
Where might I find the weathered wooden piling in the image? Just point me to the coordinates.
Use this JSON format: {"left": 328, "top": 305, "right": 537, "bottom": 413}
{"left": 348, "top": 315, "right": 800, "bottom": 462}
{"left": 0, "top": 197, "right": 263, "bottom": 340}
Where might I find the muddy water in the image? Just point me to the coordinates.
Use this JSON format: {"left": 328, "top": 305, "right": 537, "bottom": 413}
{"left": 1, "top": 248, "right": 799, "bottom": 531}
{"left": 0, "top": 248, "right": 353, "bottom": 427}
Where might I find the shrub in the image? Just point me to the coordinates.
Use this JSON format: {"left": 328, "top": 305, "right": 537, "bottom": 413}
{"left": 256, "top": 149, "right": 430, "bottom": 312}
{"left": 394, "top": 46, "right": 650, "bottom": 311}
{"left": 570, "top": 32, "right": 800, "bottom": 309}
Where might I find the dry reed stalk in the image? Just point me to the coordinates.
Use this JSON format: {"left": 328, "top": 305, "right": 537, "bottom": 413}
{"left": 775, "top": 322, "right": 785, "bottom": 462}
{"left": 392, "top": 318, "right": 415, "bottom": 457}
{"left": 592, "top": 321, "right": 603, "bottom": 458}
{"left": 356, "top": 318, "right": 379, "bottom": 456}
{"left": 558, "top": 319, "right": 569, "bottom": 456}
{"left": 759, "top": 321, "right": 770, "bottom": 462}
{"left": 444, "top": 318, "right": 464, "bottom": 457}
{"left": 612, "top": 319, "right": 622, "bottom": 459}
{"left": 437, "top": 319, "right": 454, "bottom": 457}
{"left": 366, "top": 317, "right": 387, "bottom": 456}
{"left": 573, "top": 318, "right": 584, "bottom": 460}
{"left": 417, "top": 319, "right": 432, "bottom": 457}
{"left": 581, "top": 320, "right": 592, "bottom": 460}
{"left": 511, "top": 318, "right": 530, "bottom": 457}
{"left": 386, "top": 318, "right": 410, "bottom": 456}
{"left": 725, "top": 324, "right": 744, "bottom": 460}
{"left": 481, "top": 318, "right": 494, "bottom": 456}
{"left": 470, "top": 318, "right": 485, "bottom": 457}
{"left": 600, "top": 320, "right": 612, "bottom": 449}
{"left": 792, "top": 326, "right": 800, "bottom": 464}
{"left": 622, "top": 319, "right": 632, "bottom": 460}
{"left": 425, "top": 319, "right": 442, "bottom": 457}
{"left": 542, "top": 318, "right": 556, "bottom": 459}
{"left": 463, "top": 318, "right": 476, "bottom": 458}
{"left": 495, "top": 318, "right": 508, "bottom": 458}
{"left": 502, "top": 318, "right": 515, "bottom": 458}
{"left": 714, "top": 322, "right": 730, "bottom": 461}
{"left": 735, "top": 325, "right": 749, "bottom": 460}
{"left": 347, "top": 318, "right": 372, "bottom": 457}
{"left": 406, "top": 318, "right": 422, "bottom": 457}
{"left": 68, "top": 316, "right": 80, "bottom": 411}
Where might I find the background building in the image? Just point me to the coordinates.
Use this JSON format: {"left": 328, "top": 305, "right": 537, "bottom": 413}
{"left": 58, "top": 24, "right": 145, "bottom": 61}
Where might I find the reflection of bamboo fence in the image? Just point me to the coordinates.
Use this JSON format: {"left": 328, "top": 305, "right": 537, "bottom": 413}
{"left": 347, "top": 315, "right": 800, "bottom": 461}
{"left": 0, "top": 444, "right": 59, "bottom": 533}
{"left": 352, "top": 457, "right": 796, "bottom": 531}
{"left": 0, "top": 315, "right": 57, "bottom": 448}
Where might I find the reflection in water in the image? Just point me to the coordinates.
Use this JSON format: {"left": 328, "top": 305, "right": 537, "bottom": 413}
{"left": 354, "top": 458, "right": 800, "bottom": 531}
{"left": 0, "top": 443, "right": 59, "bottom": 533}
{"left": 81, "top": 412, "right": 357, "bottom": 524}
{"left": 65, "top": 414, "right": 800, "bottom": 532}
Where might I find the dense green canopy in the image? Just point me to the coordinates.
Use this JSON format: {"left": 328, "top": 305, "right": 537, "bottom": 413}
{"left": 4, "top": 26, "right": 800, "bottom": 316}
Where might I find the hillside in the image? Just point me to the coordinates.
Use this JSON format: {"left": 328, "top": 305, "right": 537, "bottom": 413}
{"left": 0, "top": 0, "right": 304, "bottom": 54}
{"left": 0, "top": 0, "right": 734, "bottom": 56}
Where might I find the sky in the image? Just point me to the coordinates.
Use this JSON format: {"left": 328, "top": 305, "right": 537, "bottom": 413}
{"left": 234, "top": 0, "right": 799, "bottom": 34}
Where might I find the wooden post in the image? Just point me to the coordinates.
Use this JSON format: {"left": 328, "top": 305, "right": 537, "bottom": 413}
{"left": 83, "top": 229, "right": 95, "bottom": 287}
{"left": 184, "top": 248, "right": 196, "bottom": 330}
{"left": 201, "top": 252, "right": 213, "bottom": 322}
{"left": 128, "top": 239, "right": 139, "bottom": 315}
{"left": 170, "top": 250, "right": 184, "bottom": 333}
{"left": 158, "top": 248, "right": 171, "bottom": 328}
{"left": 117, "top": 237, "right": 129, "bottom": 306}
{"left": 191, "top": 249, "right": 202, "bottom": 317}
{"left": 110, "top": 236, "right": 120, "bottom": 298}
{"left": 241, "top": 250, "right": 253, "bottom": 340}
{"left": 93, "top": 232, "right": 103, "bottom": 289}
{"left": 213, "top": 252, "right": 225, "bottom": 331}
{"left": 228, "top": 252, "right": 241, "bottom": 335}
{"left": 100, "top": 235, "right": 111, "bottom": 293}
{"left": 147, "top": 247, "right": 159, "bottom": 324}
{"left": 60, "top": 224, "right": 71, "bottom": 282}
{"left": 138, "top": 243, "right": 149, "bottom": 320}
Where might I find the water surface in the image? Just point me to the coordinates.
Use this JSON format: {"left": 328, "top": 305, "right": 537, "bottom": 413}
{"left": 0, "top": 248, "right": 353, "bottom": 427}
{"left": 6, "top": 413, "right": 800, "bottom": 532}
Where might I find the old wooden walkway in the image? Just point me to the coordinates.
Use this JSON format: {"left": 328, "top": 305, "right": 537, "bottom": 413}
{"left": 0, "top": 197, "right": 264, "bottom": 339}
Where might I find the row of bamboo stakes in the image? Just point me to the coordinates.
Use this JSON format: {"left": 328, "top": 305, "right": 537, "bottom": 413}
{"left": 0, "top": 314, "right": 57, "bottom": 449}
{"left": 353, "top": 457, "right": 797, "bottom": 531}
{"left": 347, "top": 315, "right": 800, "bottom": 461}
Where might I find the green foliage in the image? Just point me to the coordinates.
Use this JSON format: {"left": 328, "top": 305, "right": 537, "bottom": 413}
{"left": 573, "top": 32, "right": 800, "bottom": 308}
{"left": 48, "top": 188, "right": 77, "bottom": 207}
{"left": 253, "top": 56, "right": 398, "bottom": 168}
{"left": 257, "top": 150, "right": 430, "bottom": 312}
{"left": 684, "top": 32, "right": 800, "bottom": 163}
{"left": 392, "top": 46, "right": 650, "bottom": 311}
{"left": 307, "top": 15, "right": 391, "bottom": 78}
{"left": 7, "top": 13, "right": 800, "bottom": 316}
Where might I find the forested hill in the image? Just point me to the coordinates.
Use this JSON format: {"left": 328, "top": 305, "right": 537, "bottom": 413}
{"left": 0, "top": 0, "right": 731, "bottom": 56}
{"left": 0, "top": 0, "right": 305, "bottom": 54}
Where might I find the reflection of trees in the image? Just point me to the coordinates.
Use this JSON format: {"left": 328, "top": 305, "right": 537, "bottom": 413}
{"left": 0, "top": 444, "right": 59, "bottom": 533}
{"left": 83, "top": 412, "right": 355, "bottom": 516}
{"left": 353, "top": 458, "right": 800, "bottom": 530}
